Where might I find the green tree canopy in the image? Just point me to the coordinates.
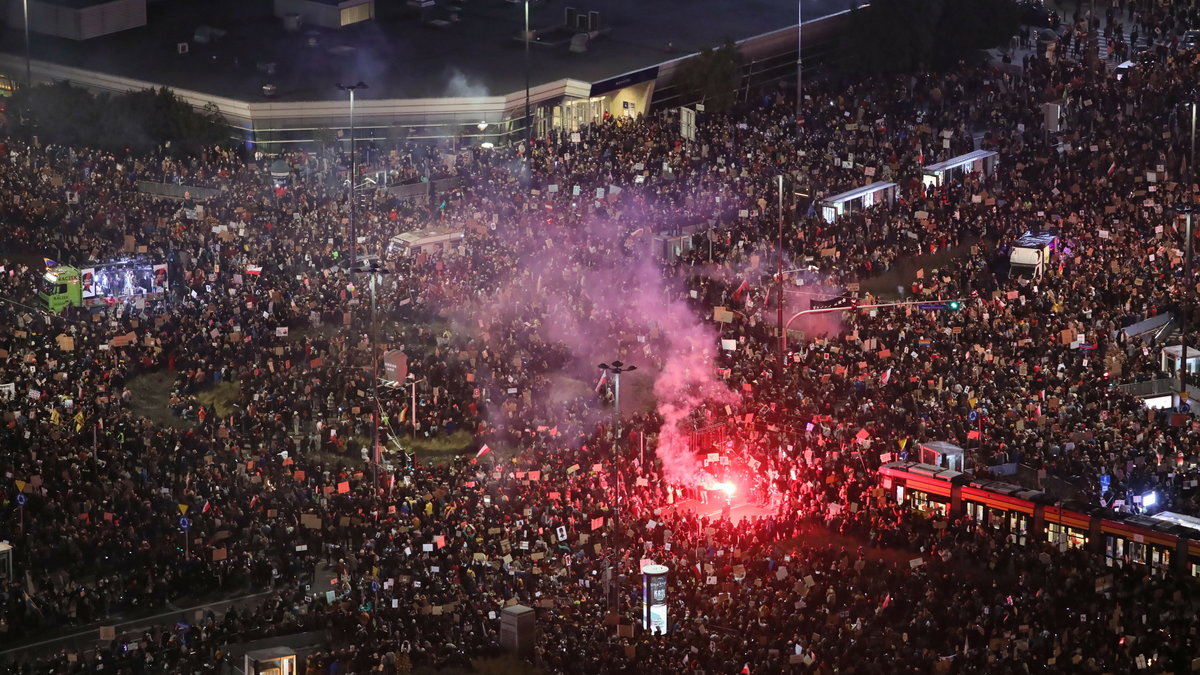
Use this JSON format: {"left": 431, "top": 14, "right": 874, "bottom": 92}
{"left": 16, "top": 82, "right": 230, "bottom": 156}
{"left": 675, "top": 41, "right": 742, "bottom": 113}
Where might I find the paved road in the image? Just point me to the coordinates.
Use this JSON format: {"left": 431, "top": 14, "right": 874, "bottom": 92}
{"left": 0, "top": 561, "right": 339, "bottom": 663}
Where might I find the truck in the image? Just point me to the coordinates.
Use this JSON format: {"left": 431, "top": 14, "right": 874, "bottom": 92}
{"left": 40, "top": 258, "right": 171, "bottom": 312}
{"left": 1009, "top": 232, "right": 1058, "bottom": 279}
{"left": 387, "top": 227, "right": 466, "bottom": 257}
{"left": 39, "top": 265, "right": 84, "bottom": 313}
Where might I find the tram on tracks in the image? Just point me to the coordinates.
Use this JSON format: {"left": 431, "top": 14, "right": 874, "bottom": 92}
{"left": 879, "top": 461, "right": 1200, "bottom": 577}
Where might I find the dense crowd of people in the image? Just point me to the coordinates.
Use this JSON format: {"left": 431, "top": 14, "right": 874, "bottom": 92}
{"left": 1, "top": 0, "right": 1200, "bottom": 672}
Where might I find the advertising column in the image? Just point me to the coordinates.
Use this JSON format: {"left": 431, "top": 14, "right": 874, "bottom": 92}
{"left": 642, "top": 564, "right": 669, "bottom": 635}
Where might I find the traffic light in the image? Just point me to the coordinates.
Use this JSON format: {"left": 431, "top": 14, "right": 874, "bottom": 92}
{"left": 918, "top": 300, "right": 963, "bottom": 311}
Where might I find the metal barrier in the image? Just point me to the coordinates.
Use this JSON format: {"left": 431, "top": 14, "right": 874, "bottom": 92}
{"left": 688, "top": 422, "right": 729, "bottom": 455}
{"left": 386, "top": 181, "right": 431, "bottom": 202}
{"left": 136, "top": 181, "right": 222, "bottom": 200}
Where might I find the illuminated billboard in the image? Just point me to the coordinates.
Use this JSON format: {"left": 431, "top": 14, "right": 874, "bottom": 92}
{"left": 81, "top": 261, "right": 169, "bottom": 301}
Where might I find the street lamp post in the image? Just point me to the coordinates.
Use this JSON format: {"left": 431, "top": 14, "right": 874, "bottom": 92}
{"left": 777, "top": 175, "right": 787, "bottom": 375}
{"left": 406, "top": 374, "right": 427, "bottom": 441}
{"left": 337, "top": 81, "right": 368, "bottom": 269}
{"left": 1179, "top": 98, "right": 1199, "bottom": 406}
{"left": 351, "top": 259, "right": 389, "bottom": 488}
{"left": 598, "top": 360, "right": 636, "bottom": 613}
{"left": 1179, "top": 203, "right": 1197, "bottom": 402}
{"left": 524, "top": 0, "right": 533, "bottom": 143}
{"left": 22, "top": 0, "right": 32, "bottom": 94}
{"left": 782, "top": 298, "right": 967, "bottom": 347}
{"left": 795, "top": 0, "right": 802, "bottom": 116}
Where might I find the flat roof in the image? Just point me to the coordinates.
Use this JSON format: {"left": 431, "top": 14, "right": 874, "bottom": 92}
{"left": 923, "top": 149, "right": 998, "bottom": 173}
{"left": 33, "top": 0, "right": 128, "bottom": 10}
{"left": 822, "top": 181, "right": 896, "bottom": 204}
{"left": 1, "top": 0, "right": 850, "bottom": 101}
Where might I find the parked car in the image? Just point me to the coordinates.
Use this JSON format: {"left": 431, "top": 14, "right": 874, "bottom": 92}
{"left": 1018, "top": 0, "right": 1060, "bottom": 30}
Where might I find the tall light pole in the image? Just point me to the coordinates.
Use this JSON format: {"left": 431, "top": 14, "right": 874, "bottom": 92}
{"left": 1179, "top": 204, "right": 1195, "bottom": 402}
{"left": 795, "top": 0, "right": 802, "bottom": 116}
{"left": 337, "top": 81, "right": 368, "bottom": 269}
{"left": 524, "top": 0, "right": 532, "bottom": 143}
{"left": 598, "top": 360, "right": 636, "bottom": 614}
{"left": 1180, "top": 99, "right": 1198, "bottom": 407}
{"left": 22, "top": 0, "right": 32, "bottom": 93}
{"left": 352, "top": 258, "right": 389, "bottom": 488}
{"left": 777, "top": 175, "right": 786, "bottom": 375}
{"left": 406, "top": 373, "right": 427, "bottom": 441}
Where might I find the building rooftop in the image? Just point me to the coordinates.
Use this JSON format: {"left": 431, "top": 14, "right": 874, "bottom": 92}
{"left": 34, "top": 0, "right": 128, "bottom": 9}
{"left": 2, "top": 0, "right": 849, "bottom": 102}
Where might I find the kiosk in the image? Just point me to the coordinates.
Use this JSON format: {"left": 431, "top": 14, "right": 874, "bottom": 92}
{"left": 921, "top": 150, "right": 999, "bottom": 188}
{"left": 818, "top": 182, "right": 897, "bottom": 223}
{"left": 642, "top": 564, "right": 669, "bottom": 635}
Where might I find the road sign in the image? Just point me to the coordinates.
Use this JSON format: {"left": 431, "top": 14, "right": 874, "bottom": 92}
{"left": 179, "top": 516, "right": 191, "bottom": 530}
{"left": 179, "top": 504, "right": 189, "bottom": 515}
{"left": 371, "top": 580, "right": 380, "bottom": 592}
{"left": 15, "top": 494, "right": 25, "bottom": 506}
{"left": 968, "top": 410, "right": 978, "bottom": 422}
{"left": 14, "top": 480, "right": 25, "bottom": 493}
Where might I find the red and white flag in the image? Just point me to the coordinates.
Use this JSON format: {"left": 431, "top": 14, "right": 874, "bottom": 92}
{"left": 595, "top": 369, "right": 609, "bottom": 393}
{"left": 475, "top": 445, "right": 492, "bottom": 459}
{"left": 245, "top": 265, "right": 263, "bottom": 275}
{"left": 732, "top": 279, "right": 750, "bottom": 301}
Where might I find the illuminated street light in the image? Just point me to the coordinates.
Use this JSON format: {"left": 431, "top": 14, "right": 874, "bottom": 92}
{"left": 337, "top": 81, "right": 368, "bottom": 269}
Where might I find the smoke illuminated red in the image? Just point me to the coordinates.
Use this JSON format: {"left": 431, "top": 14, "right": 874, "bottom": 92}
{"left": 702, "top": 480, "right": 737, "bottom": 496}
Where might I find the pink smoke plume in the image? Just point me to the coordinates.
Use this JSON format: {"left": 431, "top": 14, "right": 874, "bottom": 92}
{"left": 647, "top": 301, "right": 739, "bottom": 486}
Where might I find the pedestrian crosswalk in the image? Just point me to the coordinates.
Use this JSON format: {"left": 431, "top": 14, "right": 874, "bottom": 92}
{"left": 1089, "top": 30, "right": 1150, "bottom": 65}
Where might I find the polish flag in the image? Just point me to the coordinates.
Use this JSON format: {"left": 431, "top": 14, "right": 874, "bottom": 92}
{"left": 732, "top": 279, "right": 750, "bottom": 301}
{"left": 595, "top": 369, "right": 609, "bottom": 393}
{"left": 245, "top": 265, "right": 263, "bottom": 275}
{"left": 475, "top": 445, "right": 492, "bottom": 459}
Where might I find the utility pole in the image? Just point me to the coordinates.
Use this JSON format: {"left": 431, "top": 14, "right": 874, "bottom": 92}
{"left": 337, "top": 81, "right": 368, "bottom": 269}
{"left": 777, "top": 175, "right": 786, "bottom": 375}
{"left": 795, "top": 0, "right": 803, "bottom": 116}
{"left": 598, "top": 360, "right": 636, "bottom": 616}
{"left": 525, "top": 0, "right": 532, "bottom": 143}
{"left": 1179, "top": 101, "right": 1198, "bottom": 404}
{"left": 22, "top": 0, "right": 32, "bottom": 95}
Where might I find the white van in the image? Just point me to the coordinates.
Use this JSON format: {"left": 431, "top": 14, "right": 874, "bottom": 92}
{"left": 1009, "top": 233, "right": 1058, "bottom": 278}
{"left": 387, "top": 227, "right": 466, "bottom": 257}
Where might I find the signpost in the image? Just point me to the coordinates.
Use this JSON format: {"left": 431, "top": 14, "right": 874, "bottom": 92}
{"left": 179, "top": 516, "right": 191, "bottom": 558}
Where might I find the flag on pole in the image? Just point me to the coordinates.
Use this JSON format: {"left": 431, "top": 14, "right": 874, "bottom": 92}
{"left": 732, "top": 279, "right": 750, "bottom": 301}
{"left": 595, "top": 369, "right": 609, "bottom": 393}
{"left": 245, "top": 265, "right": 264, "bottom": 275}
{"left": 43, "top": 257, "right": 58, "bottom": 268}
{"left": 475, "top": 445, "right": 492, "bottom": 459}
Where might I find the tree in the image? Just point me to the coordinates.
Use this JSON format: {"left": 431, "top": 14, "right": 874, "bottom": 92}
{"left": 675, "top": 41, "right": 742, "bottom": 112}
{"left": 15, "top": 82, "right": 230, "bottom": 156}
{"left": 312, "top": 126, "right": 338, "bottom": 155}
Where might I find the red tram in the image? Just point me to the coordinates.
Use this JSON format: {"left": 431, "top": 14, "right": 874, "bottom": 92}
{"left": 879, "top": 461, "right": 1200, "bottom": 577}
